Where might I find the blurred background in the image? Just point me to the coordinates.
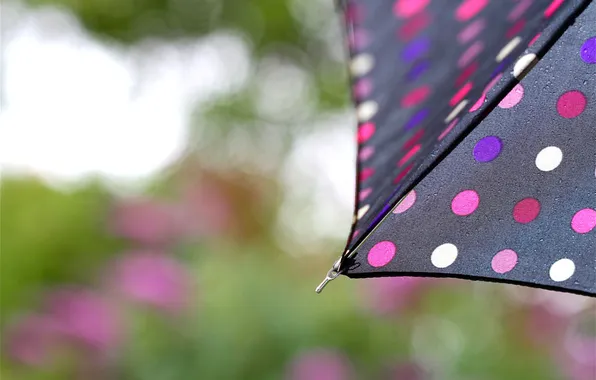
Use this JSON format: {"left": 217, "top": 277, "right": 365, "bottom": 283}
{"left": 1, "top": 0, "right": 594, "bottom": 379}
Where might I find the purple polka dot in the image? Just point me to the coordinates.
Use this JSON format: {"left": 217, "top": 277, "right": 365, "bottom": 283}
{"left": 580, "top": 37, "right": 596, "bottom": 64}
{"left": 407, "top": 60, "right": 430, "bottom": 81}
{"left": 367, "top": 241, "right": 396, "bottom": 267}
{"left": 491, "top": 249, "right": 518, "bottom": 274}
{"left": 473, "top": 136, "right": 502, "bottom": 162}
{"left": 402, "top": 37, "right": 430, "bottom": 63}
{"left": 404, "top": 109, "right": 429, "bottom": 130}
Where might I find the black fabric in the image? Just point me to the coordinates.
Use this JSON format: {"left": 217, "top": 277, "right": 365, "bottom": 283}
{"left": 342, "top": 0, "right": 596, "bottom": 296}
{"left": 343, "top": 0, "right": 586, "bottom": 255}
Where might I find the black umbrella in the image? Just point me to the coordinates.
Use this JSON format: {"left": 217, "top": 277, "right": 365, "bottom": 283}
{"left": 317, "top": 0, "right": 595, "bottom": 296}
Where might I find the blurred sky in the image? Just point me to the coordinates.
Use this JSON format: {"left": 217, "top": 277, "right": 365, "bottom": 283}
{"left": 0, "top": 0, "right": 355, "bottom": 243}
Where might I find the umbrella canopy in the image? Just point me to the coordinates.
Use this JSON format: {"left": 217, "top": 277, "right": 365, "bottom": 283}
{"left": 318, "top": 0, "right": 595, "bottom": 296}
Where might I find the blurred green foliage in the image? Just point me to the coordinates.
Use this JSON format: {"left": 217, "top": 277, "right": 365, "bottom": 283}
{"left": 1, "top": 178, "right": 121, "bottom": 321}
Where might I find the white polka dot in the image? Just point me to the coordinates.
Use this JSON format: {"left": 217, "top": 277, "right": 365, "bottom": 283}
{"left": 350, "top": 54, "right": 374, "bottom": 76}
{"left": 549, "top": 258, "right": 575, "bottom": 282}
{"left": 357, "top": 204, "right": 370, "bottom": 220}
{"left": 431, "top": 243, "right": 458, "bottom": 268}
{"left": 513, "top": 53, "right": 537, "bottom": 79}
{"left": 357, "top": 101, "right": 378, "bottom": 122}
{"left": 496, "top": 36, "right": 521, "bottom": 62}
{"left": 445, "top": 100, "right": 468, "bottom": 123}
{"left": 535, "top": 146, "right": 563, "bottom": 171}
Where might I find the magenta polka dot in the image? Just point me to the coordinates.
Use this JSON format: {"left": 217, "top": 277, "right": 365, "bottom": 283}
{"left": 394, "top": 190, "right": 417, "bottom": 214}
{"left": 498, "top": 83, "right": 524, "bottom": 108}
{"left": 451, "top": 190, "right": 480, "bottom": 216}
{"left": 557, "top": 91, "right": 587, "bottom": 119}
{"left": 358, "top": 123, "right": 376, "bottom": 144}
{"left": 571, "top": 208, "right": 596, "bottom": 234}
{"left": 513, "top": 198, "right": 541, "bottom": 224}
{"left": 394, "top": 0, "right": 430, "bottom": 19}
{"left": 367, "top": 241, "right": 396, "bottom": 267}
{"left": 491, "top": 249, "right": 518, "bottom": 274}
{"left": 456, "top": 0, "right": 488, "bottom": 21}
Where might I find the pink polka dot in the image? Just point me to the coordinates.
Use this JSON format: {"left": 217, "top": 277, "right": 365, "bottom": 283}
{"left": 450, "top": 82, "right": 473, "bottom": 106}
{"left": 358, "top": 122, "right": 376, "bottom": 144}
{"left": 438, "top": 118, "right": 459, "bottom": 140}
{"left": 557, "top": 91, "right": 587, "bottom": 119}
{"left": 457, "top": 18, "right": 486, "bottom": 44}
{"left": 529, "top": 33, "right": 541, "bottom": 46}
{"left": 351, "top": 230, "right": 360, "bottom": 239}
{"left": 513, "top": 198, "right": 541, "bottom": 224}
{"left": 394, "top": 0, "right": 430, "bottom": 19}
{"left": 394, "top": 190, "right": 416, "bottom": 214}
{"left": 456, "top": 0, "right": 489, "bottom": 21}
{"left": 349, "top": 29, "right": 370, "bottom": 50}
{"left": 359, "top": 188, "right": 372, "bottom": 201}
{"left": 451, "top": 190, "right": 480, "bottom": 216}
{"left": 508, "top": 0, "right": 532, "bottom": 21}
{"left": 571, "top": 208, "right": 596, "bottom": 234}
{"left": 359, "top": 146, "right": 375, "bottom": 161}
{"left": 353, "top": 79, "right": 372, "bottom": 99}
{"left": 401, "top": 86, "right": 431, "bottom": 107}
{"left": 458, "top": 40, "right": 484, "bottom": 68}
{"left": 469, "top": 94, "right": 485, "bottom": 112}
{"left": 544, "top": 0, "right": 564, "bottom": 18}
{"left": 498, "top": 83, "right": 524, "bottom": 109}
{"left": 491, "top": 249, "right": 518, "bottom": 274}
{"left": 367, "top": 241, "right": 396, "bottom": 267}
{"left": 398, "top": 144, "right": 421, "bottom": 167}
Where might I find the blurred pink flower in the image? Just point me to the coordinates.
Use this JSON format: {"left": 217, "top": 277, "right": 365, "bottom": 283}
{"left": 5, "top": 290, "right": 119, "bottom": 367}
{"left": 361, "top": 277, "right": 432, "bottom": 315}
{"left": 562, "top": 336, "right": 596, "bottom": 380}
{"left": 112, "top": 251, "right": 192, "bottom": 313}
{"left": 388, "top": 361, "right": 428, "bottom": 380}
{"left": 286, "top": 349, "right": 353, "bottom": 380}
{"left": 525, "top": 304, "right": 568, "bottom": 346}
{"left": 180, "top": 183, "right": 233, "bottom": 238}
{"left": 45, "top": 289, "right": 120, "bottom": 351}
{"left": 4, "top": 315, "right": 58, "bottom": 366}
{"left": 110, "top": 198, "right": 183, "bottom": 246}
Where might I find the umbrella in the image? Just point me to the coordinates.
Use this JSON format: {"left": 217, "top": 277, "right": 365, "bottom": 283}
{"left": 317, "top": 0, "right": 595, "bottom": 296}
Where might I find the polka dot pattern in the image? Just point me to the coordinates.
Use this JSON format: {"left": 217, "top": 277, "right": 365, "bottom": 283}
{"left": 344, "top": 1, "right": 595, "bottom": 296}
{"left": 345, "top": 0, "right": 567, "bottom": 243}
{"left": 431, "top": 243, "right": 459, "bottom": 268}
{"left": 571, "top": 209, "right": 596, "bottom": 234}
{"left": 492, "top": 249, "right": 518, "bottom": 274}
{"left": 473, "top": 136, "right": 502, "bottom": 162}
{"left": 557, "top": 90, "right": 587, "bottom": 118}
{"left": 451, "top": 190, "right": 480, "bottom": 216}
{"left": 549, "top": 258, "right": 575, "bottom": 282}
{"left": 535, "top": 146, "right": 563, "bottom": 172}
{"left": 367, "top": 241, "right": 396, "bottom": 267}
